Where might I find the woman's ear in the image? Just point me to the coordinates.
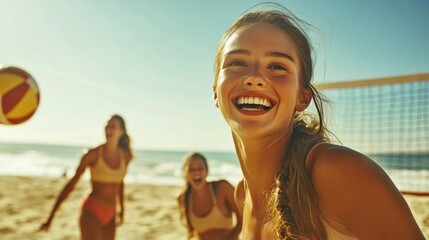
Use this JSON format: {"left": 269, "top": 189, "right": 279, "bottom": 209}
{"left": 295, "top": 87, "right": 312, "bottom": 112}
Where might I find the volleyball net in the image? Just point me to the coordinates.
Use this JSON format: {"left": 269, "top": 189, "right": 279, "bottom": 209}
{"left": 316, "top": 72, "right": 429, "bottom": 196}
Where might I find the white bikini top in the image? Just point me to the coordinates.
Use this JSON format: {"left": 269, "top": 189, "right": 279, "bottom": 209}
{"left": 188, "top": 182, "right": 234, "bottom": 233}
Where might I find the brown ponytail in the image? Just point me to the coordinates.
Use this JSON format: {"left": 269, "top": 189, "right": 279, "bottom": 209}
{"left": 177, "top": 184, "right": 193, "bottom": 239}
{"left": 268, "top": 115, "right": 328, "bottom": 239}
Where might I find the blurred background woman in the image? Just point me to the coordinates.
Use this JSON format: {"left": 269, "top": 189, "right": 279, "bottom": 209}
{"left": 40, "top": 114, "right": 133, "bottom": 240}
{"left": 177, "top": 152, "right": 242, "bottom": 240}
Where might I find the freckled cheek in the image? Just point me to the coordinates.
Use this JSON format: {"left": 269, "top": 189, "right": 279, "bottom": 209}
{"left": 274, "top": 80, "right": 299, "bottom": 96}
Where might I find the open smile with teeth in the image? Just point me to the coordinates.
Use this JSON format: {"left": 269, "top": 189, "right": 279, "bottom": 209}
{"left": 236, "top": 96, "right": 274, "bottom": 111}
{"left": 193, "top": 176, "right": 203, "bottom": 184}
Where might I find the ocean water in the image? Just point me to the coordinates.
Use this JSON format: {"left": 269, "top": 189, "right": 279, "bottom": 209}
{"left": 0, "top": 142, "right": 427, "bottom": 192}
{"left": 0, "top": 142, "right": 242, "bottom": 185}
{"left": 368, "top": 153, "right": 429, "bottom": 193}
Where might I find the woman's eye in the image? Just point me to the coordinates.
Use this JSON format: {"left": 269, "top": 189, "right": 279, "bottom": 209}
{"left": 227, "top": 60, "right": 247, "bottom": 67}
{"left": 268, "top": 64, "right": 288, "bottom": 71}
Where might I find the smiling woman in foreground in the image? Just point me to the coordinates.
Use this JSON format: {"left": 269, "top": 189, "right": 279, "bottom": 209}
{"left": 212, "top": 5, "right": 425, "bottom": 240}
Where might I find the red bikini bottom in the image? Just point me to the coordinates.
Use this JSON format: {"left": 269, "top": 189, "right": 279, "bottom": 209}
{"left": 82, "top": 197, "right": 116, "bottom": 226}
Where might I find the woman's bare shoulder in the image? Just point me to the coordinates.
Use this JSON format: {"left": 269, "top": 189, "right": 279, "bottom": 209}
{"left": 215, "top": 179, "right": 234, "bottom": 188}
{"left": 213, "top": 179, "right": 234, "bottom": 196}
{"left": 309, "top": 143, "right": 394, "bottom": 194}
{"left": 310, "top": 143, "right": 388, "bottom": 183}
{"left": 309, "top": 144, "right": 421, "bottom": 237}
{"left": 80, "top": 146, "right": 99, "bottom": 163}
{"left": 85, "top": 146, "right": 99, "bottom": 154}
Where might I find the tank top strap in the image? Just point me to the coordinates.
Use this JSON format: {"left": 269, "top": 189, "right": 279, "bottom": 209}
{"left": 209, "top": 182, "right": 217, "bottom": 205}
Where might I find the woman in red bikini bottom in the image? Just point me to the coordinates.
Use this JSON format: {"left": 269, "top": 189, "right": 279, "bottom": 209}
{"left": 40, "top": 114, "right": 134, "bottom": 240}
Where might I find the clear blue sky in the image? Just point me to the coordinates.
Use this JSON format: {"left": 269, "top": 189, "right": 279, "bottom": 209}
{"left": 1, "top": 0, "right": 428, "bottom": 151}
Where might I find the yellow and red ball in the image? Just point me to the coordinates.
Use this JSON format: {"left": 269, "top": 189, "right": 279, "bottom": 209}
{"left": 0, "top": 66, "right": 40, "bottom": 125}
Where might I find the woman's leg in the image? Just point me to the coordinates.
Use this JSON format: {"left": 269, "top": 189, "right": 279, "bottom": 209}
{"left": 79, "top": 207, "right": 103, "bottom": 240}
{"left": 102, "top": 217, "right": 116, "bottom": 240}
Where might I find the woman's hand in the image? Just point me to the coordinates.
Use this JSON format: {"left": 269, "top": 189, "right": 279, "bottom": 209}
{"left": 39, "top": 219, "right": 52, "bottom": 232}
{"left": 116, "top": 210, "right": 124, "bottom": 226}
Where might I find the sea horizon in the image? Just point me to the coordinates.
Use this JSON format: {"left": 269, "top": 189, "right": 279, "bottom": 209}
{"left": 0, "top": 141, "right": 242, "bottom": 186}
{"left": 0, "top": 141, "right": 428, "bottom": 193}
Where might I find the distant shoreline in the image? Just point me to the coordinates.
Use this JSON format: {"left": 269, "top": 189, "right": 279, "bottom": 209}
{"left": 0, "top": 142, "right": 243, "bottom": 186}
{"left": 0, "top": 141, "right": 237, "bottom": 154}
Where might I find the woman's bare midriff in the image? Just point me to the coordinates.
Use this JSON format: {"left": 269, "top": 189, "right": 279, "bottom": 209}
{"left": 89, "top": 181, "right": 121, "bottom": 206}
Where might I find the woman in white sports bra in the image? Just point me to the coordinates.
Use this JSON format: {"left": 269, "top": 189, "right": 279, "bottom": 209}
{"left": 212, "top": 3, "right": 425, "bottom": 239}
{"left": 177, "top": 152, "right": 242, "bottom": 239}
{"left": 40, "top": 114, "right": 134, "bottom": 240}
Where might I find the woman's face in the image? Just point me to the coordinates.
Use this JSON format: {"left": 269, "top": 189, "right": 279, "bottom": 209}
{"left": 214, "top": 23, "right": 305, "bottom": 137}
{"left": 105, "top": 118, "right": 124, "bottom": 141}
{"left": 185, "top": 157, "right": 208, "bottom": 190}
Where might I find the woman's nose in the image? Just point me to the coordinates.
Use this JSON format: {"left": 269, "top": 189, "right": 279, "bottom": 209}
{"left": 243, "top": 71, "right": 267, "bottom": 88}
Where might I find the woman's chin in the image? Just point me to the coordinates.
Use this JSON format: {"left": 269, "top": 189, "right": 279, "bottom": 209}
{"left": 190, "top": 181, "right": 206, "bottom": 190}
{"left": 231, "top": 124, "right": 273, "bottom": 137}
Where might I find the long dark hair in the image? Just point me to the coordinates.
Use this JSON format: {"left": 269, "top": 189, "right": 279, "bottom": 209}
{"left": 111, "top": 114, "right": 132, "bottom": 152}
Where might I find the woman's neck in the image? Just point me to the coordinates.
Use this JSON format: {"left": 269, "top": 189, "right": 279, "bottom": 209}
{"left": 104, "top": 140, "right": 119, "bottom": 152}
{"left": 191, "top": 182, "right": 211, "bottom": 198}
{"left": 232, "top": 129, "right": 292, "bottom": 207}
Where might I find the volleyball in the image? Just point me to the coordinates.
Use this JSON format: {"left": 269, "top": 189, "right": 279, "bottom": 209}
{"left": 0, "top": 65, "right": 40, "bottom": 125}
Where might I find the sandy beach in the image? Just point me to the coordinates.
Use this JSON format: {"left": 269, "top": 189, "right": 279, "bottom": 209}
{"left": 0, "top": 176, "right": 186, "bottom": 240}
{"left": 0, "top": 176, "right": 428, "bottom": 239}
